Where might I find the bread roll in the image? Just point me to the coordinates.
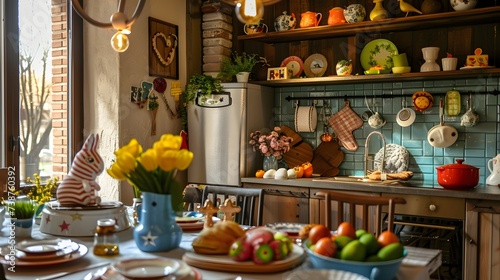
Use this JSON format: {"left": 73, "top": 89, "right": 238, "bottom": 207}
{"left": 192, "top": 221, "right": 245, "bottom": 255}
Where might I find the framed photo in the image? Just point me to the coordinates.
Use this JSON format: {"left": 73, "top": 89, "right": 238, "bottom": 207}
{"left": 148, "top": 17, "right": 179, "bottom": 79}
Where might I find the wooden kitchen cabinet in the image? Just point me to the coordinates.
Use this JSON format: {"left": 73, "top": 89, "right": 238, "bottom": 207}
{"left": 243, "top": 182, "right": 310, "bottom": 224}
{"left": 464, "top": 200, "right": 500, "bottom": 280}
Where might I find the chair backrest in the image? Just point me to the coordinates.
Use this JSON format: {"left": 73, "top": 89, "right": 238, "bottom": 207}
{"left": 315, "top": 190, "right": 406, "bottom": 236}
{"left": 202, "top": 186, "right": 264, "bottom": 226}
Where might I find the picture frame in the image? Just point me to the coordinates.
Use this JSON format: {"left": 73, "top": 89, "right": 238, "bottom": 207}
{"left": 148, "top": 17, "right": 179, "bottom": 79}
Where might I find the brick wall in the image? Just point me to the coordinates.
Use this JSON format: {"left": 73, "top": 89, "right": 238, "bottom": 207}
{"left": 51, "top": 0, "right": 67, "bottom": 180}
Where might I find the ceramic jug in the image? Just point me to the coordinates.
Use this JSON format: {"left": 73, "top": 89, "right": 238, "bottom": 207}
{"left": 328, "top": 7, "right": 346, "bottom": 25}
{"left": 486, "top": 154, "right": 500, "bottom": 185}
{"left": 343, "top": 4, "right": 366, "bottom": 23}
{"left": 300, "top": 11, "right": 322, "bottom": 28}
{"left": 274, "top": 11, "right": 297, "bottom": 31}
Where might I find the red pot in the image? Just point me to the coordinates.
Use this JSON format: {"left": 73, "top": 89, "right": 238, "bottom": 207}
{"left": 436, "top": 159, "right": 479, "bottom": 190}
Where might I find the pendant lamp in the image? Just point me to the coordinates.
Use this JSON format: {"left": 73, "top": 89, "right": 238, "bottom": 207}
{"left": 221, "top": 0, "right": 282, "bottom": 24}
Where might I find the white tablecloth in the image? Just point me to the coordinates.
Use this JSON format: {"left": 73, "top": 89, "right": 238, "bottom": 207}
{"left": 0, "top": 220, "right": 431, "bottom": 280}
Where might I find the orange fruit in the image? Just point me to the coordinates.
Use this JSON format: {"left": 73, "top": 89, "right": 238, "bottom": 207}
{"left": 308, "top": 224, "right": 331, "bottom": 244}
{"left": 336, "top": 222, "right": 356, "bottom": 239}
{"left": 377, "top": 231, "right": 400, "bottom": 248}
{"left": 255, "top": 170, "right": 265, "bottom": 178}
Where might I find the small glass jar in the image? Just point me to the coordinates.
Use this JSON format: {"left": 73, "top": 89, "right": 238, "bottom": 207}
{"left": 132, "top": 197, "right": 142, "bottom": 226}
{"left": 93, "top": 218, "right": 120, "bottom": 256}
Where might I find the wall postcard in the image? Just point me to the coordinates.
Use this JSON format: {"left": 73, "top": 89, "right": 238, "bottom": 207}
{"left": 149, "top": 17, "right": 179, "bottom": 79}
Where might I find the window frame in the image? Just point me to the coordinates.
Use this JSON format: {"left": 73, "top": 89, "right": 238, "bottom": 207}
{"left": 1, "top": 0, "right": 83, "bottom": 189}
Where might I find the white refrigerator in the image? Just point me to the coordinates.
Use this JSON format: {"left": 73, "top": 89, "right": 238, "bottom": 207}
{"left": 187, "top": 83, "right": 274, "bottom": 187}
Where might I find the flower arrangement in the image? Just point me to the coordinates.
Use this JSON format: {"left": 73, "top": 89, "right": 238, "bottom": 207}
{"left": 249, "top": 126, "right": 293, "bottom": 158}
{"left": 24, "top": 174, "right": 58, "bottom": 204}
{"left": 107, "top": 134, "right": 194, "bottom": 212}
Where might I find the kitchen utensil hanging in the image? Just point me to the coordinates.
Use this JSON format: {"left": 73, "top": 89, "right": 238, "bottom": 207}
{"left": 294, "top": 100, "right": 318, "bottom": 132}
{"left": 366, "top": 96, "right": 386, "bottom": 129}
{"left": 461, "top": 92, "right": 479, "bottom": 127}
{"left": 328, "top": 100, "right": 364, "bottom": 151}
{"left": 427, "top": 99, "right": 458, "bottom": 148}
{"left": 320, "top": 101, "right": 335, "bottom": 142}
{"left": 396, "top": 99, "right": 416, "bottom": 127}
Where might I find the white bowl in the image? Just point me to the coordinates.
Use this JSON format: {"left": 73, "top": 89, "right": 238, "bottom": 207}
{"left": 392, "top": 66, "right": 411, "bottom": 74}
{"left": 396, "top": 108, "right": 416, "bottom": 127}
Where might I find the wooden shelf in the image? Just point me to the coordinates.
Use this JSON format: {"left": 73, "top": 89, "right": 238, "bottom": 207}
{"left": 238, "top": 7, "right": 500, "bottom": 43}
{"left": 250, "top": 68, "right": 500, "bottom": 87}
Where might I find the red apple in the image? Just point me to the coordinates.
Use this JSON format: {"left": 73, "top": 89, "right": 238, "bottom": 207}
{"left": 229, "top": 237, "right": 253, "bottom": 261}
{"left": 246, "top": 228, "right": 274, "bottom": 246}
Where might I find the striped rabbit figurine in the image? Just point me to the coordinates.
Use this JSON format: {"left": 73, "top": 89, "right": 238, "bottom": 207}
{"left": 57, "top": 134, "right": 103, "bottom": 205}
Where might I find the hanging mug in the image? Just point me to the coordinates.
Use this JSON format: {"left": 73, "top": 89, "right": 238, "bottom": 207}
{"left": 300, "top": 11, "right": 322, "bottom": 28}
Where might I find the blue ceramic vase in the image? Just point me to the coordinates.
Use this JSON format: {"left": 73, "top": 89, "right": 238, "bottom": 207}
{"left": 133, "top": 192, "right": 182, "bottom": 252}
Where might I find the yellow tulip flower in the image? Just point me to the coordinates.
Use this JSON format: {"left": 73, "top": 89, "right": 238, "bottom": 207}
{"left": 138, "top": 148, "right": 158, "bottom": 171}
{"left": 176, "top": 150, "right": 194, "bottom": 170}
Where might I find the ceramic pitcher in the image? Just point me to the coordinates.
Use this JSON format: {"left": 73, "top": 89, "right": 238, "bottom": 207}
{"left": 328, "top": 7, "right": 346, "bottom": 25}
{"left": 486, "top": 154, "right": 500, "bottom": 185}
{"left": 300, "top": 11, "right": 322, "bottom": 28}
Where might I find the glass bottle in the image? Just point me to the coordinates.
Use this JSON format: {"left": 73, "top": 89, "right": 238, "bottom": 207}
{"left": 132, "top": 197, "right": 142, "bottom": 226}
{"left": 93, "top": 218, "right": 120, "bottom": 256}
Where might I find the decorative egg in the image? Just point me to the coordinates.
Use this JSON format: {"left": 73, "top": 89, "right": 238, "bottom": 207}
{"left": 263, "top": 169, "right": 276, "bottom": 179}
{"left": 275, "top": 168, "right": 288, "bottom": 180}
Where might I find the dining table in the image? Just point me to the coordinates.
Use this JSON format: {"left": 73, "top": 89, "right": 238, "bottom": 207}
{"left": 0, "top": 216, "right": 435, "bottom": 280}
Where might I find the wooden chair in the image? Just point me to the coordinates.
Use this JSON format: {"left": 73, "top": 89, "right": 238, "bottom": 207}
{"left": 315, "top": 190, "right": 406, "bottom": 236}
{"left": 202, "top": 186, "right": 264, "bottom": 226}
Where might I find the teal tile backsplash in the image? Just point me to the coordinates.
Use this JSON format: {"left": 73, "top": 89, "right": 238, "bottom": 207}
{"left": 273, "top": 77, "right": 500, "bottom": 186}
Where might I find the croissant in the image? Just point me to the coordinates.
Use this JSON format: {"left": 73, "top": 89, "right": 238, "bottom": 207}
{"left": 192, "top": 221, "right": 245, "bottom": 255}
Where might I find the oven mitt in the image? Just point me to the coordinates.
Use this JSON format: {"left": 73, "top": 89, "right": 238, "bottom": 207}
{"left": 328, "top": 101, "right": 363, "bottom": 151}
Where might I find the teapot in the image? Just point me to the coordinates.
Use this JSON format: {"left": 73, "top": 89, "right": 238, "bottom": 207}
{"left": 486, "top": 154, "right": 500, "bottom": 186}
{"left": 328, "top": 7, "right": 346, "bottom": 25}
{"left": 368, "top": 112, "right": 386, "bottom": 129}
{"left": 300, "top": 11, "right": 322, "bottom": 28}
{"left": 274, "top": 11, "right": 297, "bottom": 31}
{"left": 343, "top": 4, "right": 366, "bottom": 23}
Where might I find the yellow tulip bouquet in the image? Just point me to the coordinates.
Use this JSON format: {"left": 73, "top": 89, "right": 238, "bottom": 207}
{"left": 107, "top": 134, "right": 194, "bottom": 212}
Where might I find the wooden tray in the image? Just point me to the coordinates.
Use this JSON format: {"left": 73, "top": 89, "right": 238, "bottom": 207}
{"left": 182, "top": 244, "right": 305, "bottom": 273}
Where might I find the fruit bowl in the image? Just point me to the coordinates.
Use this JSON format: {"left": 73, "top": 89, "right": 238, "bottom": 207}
{"left": 303, "top": 239, "right": 406, "bottom": 280}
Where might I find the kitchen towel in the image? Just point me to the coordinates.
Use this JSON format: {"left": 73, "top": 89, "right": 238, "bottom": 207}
{"left": 328, "top": 101, "right": 363, "bottom": 151}
{"left": 295, "top": 105, "right": 318, "bottom": 132}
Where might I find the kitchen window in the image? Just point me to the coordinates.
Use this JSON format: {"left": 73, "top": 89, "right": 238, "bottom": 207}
{"left": 1, "top": 0, "right": 83, "bottom": 191}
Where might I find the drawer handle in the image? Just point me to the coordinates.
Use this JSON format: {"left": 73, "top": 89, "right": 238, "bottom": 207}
{"left": 429, "top": 204, "right": 437, "bottom": 211}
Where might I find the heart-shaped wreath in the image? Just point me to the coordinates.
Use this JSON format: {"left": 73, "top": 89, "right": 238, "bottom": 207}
{"left": 152, "top": 32, "right": 178, "bottom": 67}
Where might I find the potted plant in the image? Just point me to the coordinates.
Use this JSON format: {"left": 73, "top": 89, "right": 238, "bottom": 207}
{"left": 180, "top": 74, "right": 223, "bottom": 128}
{"left": 2, "top": 197, "right": 37, "bottom": 237}
{"left": 218, "top": 52, "right": 259, "bottom": 82}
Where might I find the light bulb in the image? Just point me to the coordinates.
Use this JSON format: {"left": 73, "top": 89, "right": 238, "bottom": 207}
{"left": 235, "top": 0, "right": 264, "bottom": 25}
{"left": 110, "top": 31, "right": 129, "bottom": 52}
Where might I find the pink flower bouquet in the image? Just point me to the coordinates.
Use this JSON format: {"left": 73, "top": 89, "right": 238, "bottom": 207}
{"left": 249, "top": 126, "right": 293, "bottom": 158}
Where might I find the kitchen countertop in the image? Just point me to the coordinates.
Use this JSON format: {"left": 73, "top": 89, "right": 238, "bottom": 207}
{"left": 241, "top": 177, "right": 500, "bottom": 201}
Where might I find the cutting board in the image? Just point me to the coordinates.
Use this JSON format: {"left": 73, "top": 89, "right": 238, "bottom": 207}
{"left": 182, "top": 244, "right": 305, "bottom": 273}
{"left": 281, "top": 125, "right": 314, "bottom": 167}
{"left": 311, "top": 140, "right": 345, "bottom": 177}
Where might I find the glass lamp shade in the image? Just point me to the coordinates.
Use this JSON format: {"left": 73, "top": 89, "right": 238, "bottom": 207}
{"left": 111, "top": 31, "right": 129, "bottom": 52}
{"left": 235, "top": 0, "right": 264, "bottom": 24}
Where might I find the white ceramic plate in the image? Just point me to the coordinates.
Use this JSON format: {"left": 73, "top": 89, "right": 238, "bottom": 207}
{"left": 17, "top": 239, "right": 76, "bottom": 254}
{"left": 303, "top": 53, "right": 328, "bottom": 77}
{"left": 360, "top": 39, "right": 399, "bottom": 71}
{"left": 15, "top": 241, "right": 79, "bottom": 261}
{"left": 1, "top": 243, "right": 88, "bottom": 266}
{"left": 112, "top": 258, "right": 181, "bottom": 279}
{"left": 93, "top": 260, "right": 201, "bottom": 280}
{"left": 286, "top": 269, "right": 369, "bottom": 280}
